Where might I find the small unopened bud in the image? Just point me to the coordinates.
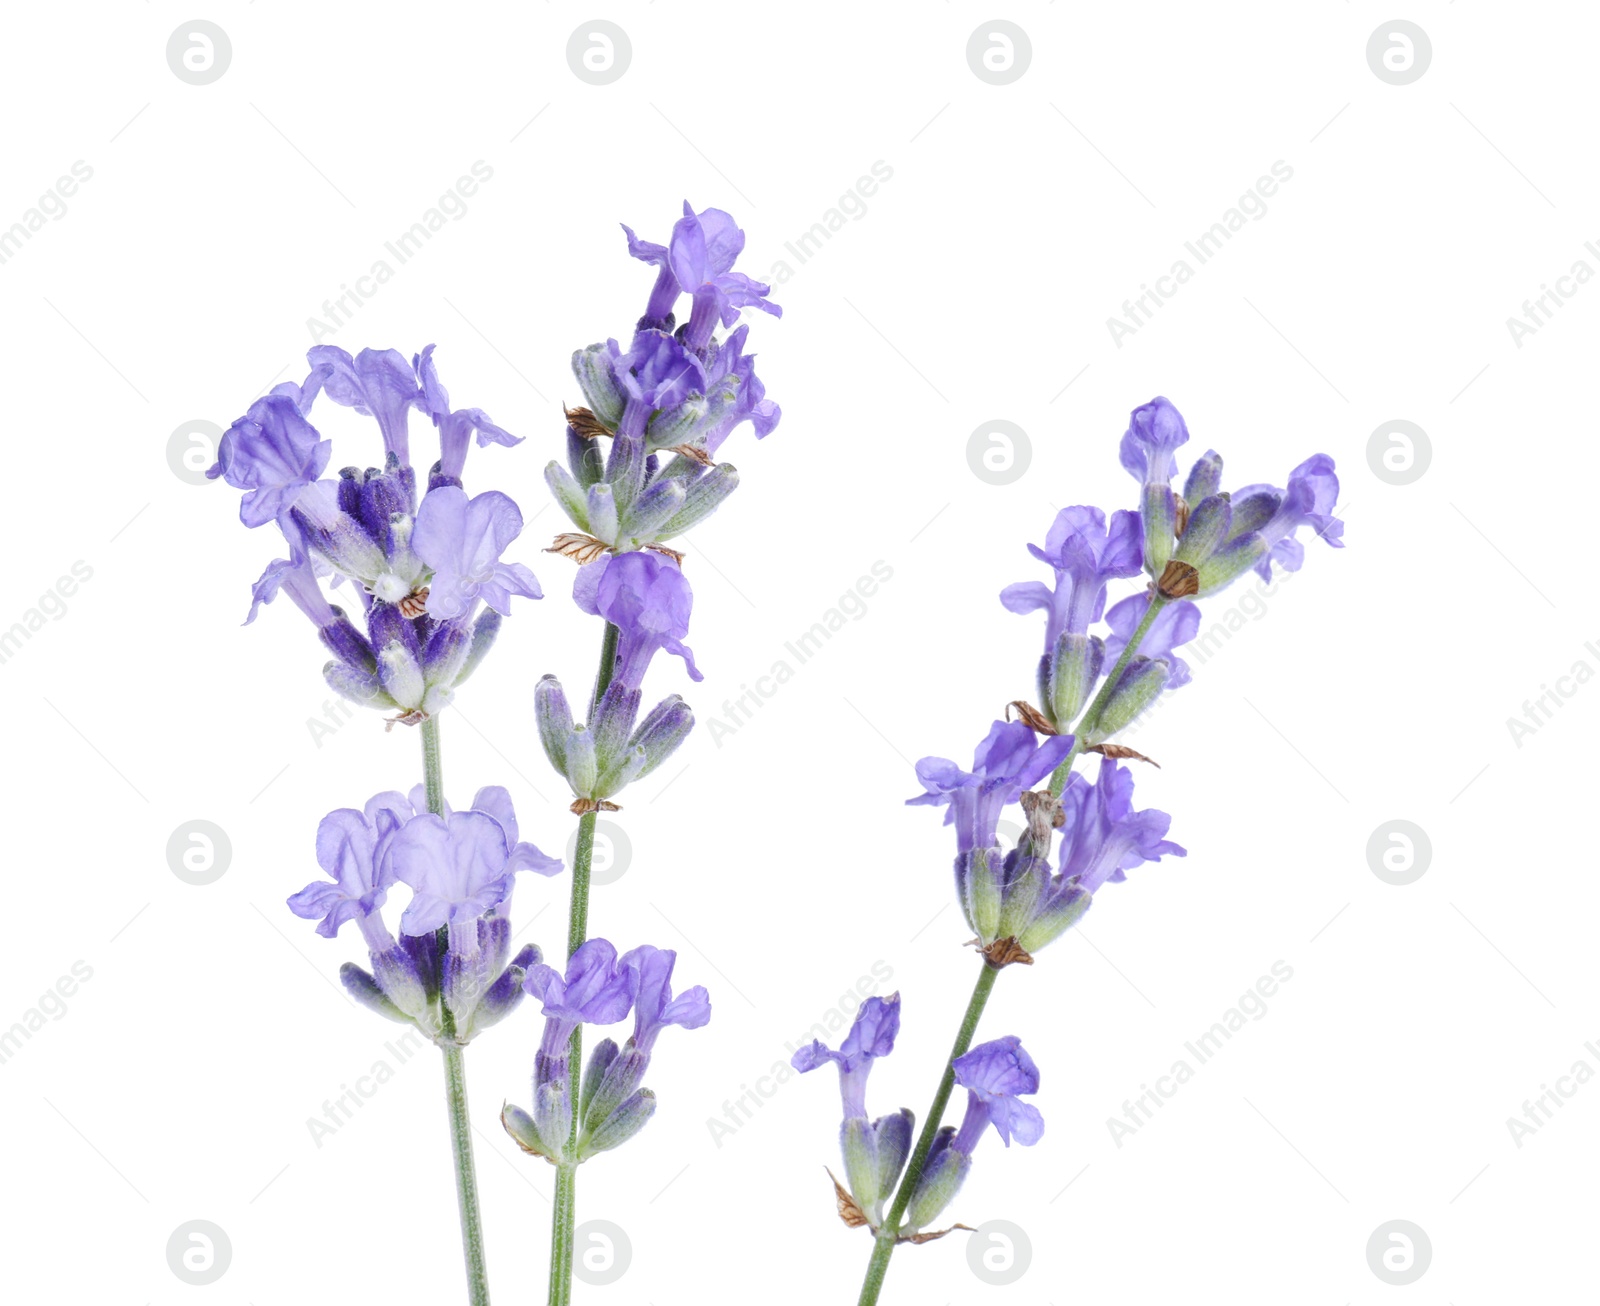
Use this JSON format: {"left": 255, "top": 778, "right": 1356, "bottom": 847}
{"left": 572, "top": 344, "right": 626, "bottom": 427}
{"left": 579, "top": 1089, "right": 657, "bottom": 1158}
{"left": 1086, "top": 657, "right": 1169, "bottom": 740}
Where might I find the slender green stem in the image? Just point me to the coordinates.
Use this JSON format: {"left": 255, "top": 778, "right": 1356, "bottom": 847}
{"left": 858, "top": 960, "right": 1001, "bottom": 1306}
{"left": 420, "top": 716, "right": 492, "bottom": 1306}
{"left": 1048, "top": 592, "right": 1169, "bottom": 797}
{"left": 548, "top": 1165, "right": 578, "bottom": 1306}
{"left": 422, "top": 715, "right": 447, "bottom": 816}
{"left": 442, "top": 1044, "right": 492, "bottom": 1306}
{"left": 547, "top": 622, "right": 621, "bottom": 1306}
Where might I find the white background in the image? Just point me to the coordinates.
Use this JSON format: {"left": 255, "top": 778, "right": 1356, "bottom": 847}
{"left": 1, "top": 3, "right": 1593, "bottom": 1303}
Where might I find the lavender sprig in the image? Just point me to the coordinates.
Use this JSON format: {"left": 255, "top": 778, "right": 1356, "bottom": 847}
{"left": 211, "top": 343, "right": 557, "bottom": 1305}
{"left": 521, "top": 203, "right": 779, "bottom": 1306}
{"left": 787, "top": 396, "right": 1344, "bottom": 1304}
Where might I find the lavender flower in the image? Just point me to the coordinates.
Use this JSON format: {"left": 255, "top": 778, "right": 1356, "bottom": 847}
{"left": 207, "top": 394, "right": 331, "bottom": 527}
{"left": 624, "top": 203, "right": 781, "bottom": 351}
{"left": 577, "top": 551, "right": 701, "bottom": 687}
{"left": 904, "top": 1037, "right": 1043, "bottom": 1233}
{"left": 1119, "top": 395, "right": 1190, "bottom": 580}
{"left": 907, "top": 722, "right": 1071, "bottom": 856}
{"left": 791, "top": 995, "right": 911, "bottom": 1226}
{"left": 504, "top": 940, "right": 638, "bottom": 1164}
{"left": 1240, "top": 453, "right": 1346, "bottom": 579}
{"left": 411, "top": 487, "right": 543, "bottom": 620}
{"left": 574, "top": 946, "right": 712, "bottom": 1160}
{"left": 415, "top": 343, "right": 522, "bottom": 486}
{"left": 213, "top": 344, "right": 542, "bottom": 728}
{"left": 622, "top": 945, "right": 711, "bottom": 1054}
{"left": 549, "top": 204, "right": 780, "bottom": 573}
{"left": 1001, "top": 505, "right": 1142, "bottom": 726}
{"left": 308, "top": 345, "right": 424, "bottom": 467}
{"left": 907, "top": 722, "right": 1073, "bottom": 942}
{"left": 1006, "top": 759, "right": 1185, "bottom": 954}
{"left": 289, "top": 786, "right": 553, "bottom": 1044}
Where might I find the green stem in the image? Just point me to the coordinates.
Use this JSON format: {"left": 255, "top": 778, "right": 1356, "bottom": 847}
{"left": 420, "top": 717, "right": 491, "bottom": 1306}
{"left": 548, "top": 1165, "right": 577, "bottom": 1306}
{"left": 547, "top": 622, "right": 621, "bottom": 1306}
{"left": 858, "top": 960, "right": 1001, "bottom": 1306}
{"left": 422, "top": 715, "right": 446, "bottom": 816}
{"left": 1048, "top": 592, "right": 1169, "bottom": 797}
{"left": 442, "top": 1044, "right": 492, "bottom": 1306}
